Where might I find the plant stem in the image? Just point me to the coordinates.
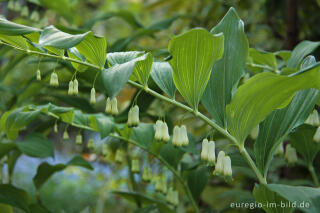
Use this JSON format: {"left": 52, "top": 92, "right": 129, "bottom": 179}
{"left": 2, "top": 41, "right": 266, "bottom": 185}
{"left": 111, "top": 134, "right": 200, "bottom": 213}
{"left": 308, "top": 164, "right": 319, "bottom": 187}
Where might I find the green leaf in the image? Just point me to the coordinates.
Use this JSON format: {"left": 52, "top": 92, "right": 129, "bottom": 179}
{"left": 102, "top": 53, "right": 149, "bottom": 97}
{"left": 253, "top": 184, "right": 293, "bottom": 213}
{"left": 92, "top": 114, "right": 114, "bottom": 139}
{"left": 133, "top": 52, "right": 153, "bottom": 86}
{"left": 0, "top": 18, "right": 41, "bottom": 35}
{"left": 168, "top": 28, "right": 224, "bottom": 110}
{"left": 38, "top": 25, "right": 90, "bottom": 49}
{"left": 130, "top": 123, "right": 154, "bottom": 150}
{"left": 5, "top": 108, "right": 41, "bottom": 140}
{"left": 202, "top": 8, "right": 247, "bottom": 126}
{"left": 0, "top": 204, "right": 13, "bottom": 213}
{"left": 0, "top": 184, "right": 31, "bottom": 212}
{"left": 150, "top": 62, "right": 176, "bottom": 99}
{"left": 76, "top": 33, "right": 107, "bottom": 69}
{"left": 33, "top": 156, "right": 92, "bottom": 189}
{"left": 38, "top": 0, "right": 73, "bottom": 21}
{"left": 186, "top": 166, "right": 210, "bottom": 200}
{"left": 290, "top": 125, "right": 320, "bottom": 165}
{"left": 226, "top": 63, "right": 320, "bottom": 144}
{"left": 254, "top": 89, "right": 318, "bottom": 176}
{"left": 159, "top": 143, "right": 184, "bottom": 168}
{"left": 67, "top": 47, "right": 87, "bottom": 72}
{"left": 0, "top": 143, "right": 16, "bottom": 159}
{"left": 0, "top": 34, "right": 29, "bottom": 49}
{"left": 275, "top": 50, "right": 292, "bottom": 64}
{"left": 28, "top": 204, "right": 51, "bottom": 213}
{"left": 287, "top": 41, "right": 320, "bottom": 69}
{"left": 107, "top": 51, "right": 143, "bottom": 66}
{"left": 16, "top": 133, "right": 54, "bottom": 158}
{"left": 247, "top": 48, "right": 277, "bottom": 72}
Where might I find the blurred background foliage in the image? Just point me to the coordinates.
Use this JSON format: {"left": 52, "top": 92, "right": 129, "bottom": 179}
{"left": 1, "top": 0, "right": 320, "bottom": 212}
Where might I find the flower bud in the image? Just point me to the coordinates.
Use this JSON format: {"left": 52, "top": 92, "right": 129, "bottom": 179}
{"left": 180, "top": 125, "right": 189, "bottom": 146}
{"left": 105, "top": 97, "right": 112, "bottom": 114}
{"left": 161, "top": 122, "right": 170, "bottom": 142}
{"left": 111, "top": 97, "right": 118, "bottom": 115}
{"left": 21, "top": 6, "right": 29, "bottom": 17}
{"left": 115, "top": 149, "right": 124, "bottom": 163}
{"left": 90, "top": 88, "right": 96, "bottom": 104}
{"left": 30, "top": 10, "right": 40, "bottom": 22}
{"left": 63, "top": 130, "right": 69, "bottom": 140}
{"left": 172, "top": 125, "right": 180, "bottom": 147}
{"left": 213, "top": 151, "right": 225, "bottom": 176}
{"left": 68, "top": 81, "right": 74, "bottom": 95}
{"left": 200, "top": 139, "right": 209, "bottom": 161}
{"left": 36, "top": 69, "right": 41, "bottom": 81}
{"left": 207, "top": 141, "right": 216, "bottom": 165}
{"left": 87, "top": 138, "right": 94, "bottom": 149}
{"left": 274, "top": 142, "right": 284, "bottom": 156}
{"left": 73, "top": 79, "right": 78, "bottom": 95}
{"left": 313, "top": 126, "right": 320, "bottom": 143}
{"left": 76, "top": 133, "right": 82, "bottom": 145}
{"left": 131, "top": 159, "right": 140, "bottom": 173}
{"left": 154, "top": 120, "right": 163, "bottom": 141}
{"left": 128, "top": 105, "right": 139, "bottom": 127}
{"left": 54, "top": 123, "right": 58, "bottom": 133}
{"left": 223, "top": 156, "right": 232, "bottom": 177}
{"left": 250, "top": 125, "right": 259, "bottom": 140}
{"left": 285, "top": 144, "right": 298, "bottom": 165}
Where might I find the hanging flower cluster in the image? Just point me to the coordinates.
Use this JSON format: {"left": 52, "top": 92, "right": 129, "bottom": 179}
{"left": 213, "top": 151, "right": 232, "bottom": 178}
{"left": 105, "top": 97, "right": 118, "bottom": 116}
{"left": 155, "top": 175, "right": 167, "bottom": 194}
{"left": 305, "top": 110, "right": 320, "bottom": 126}
{"left": 285, "top": 144, "right": 298, "bottom": 165}
{"left": 68, "top": 79, "right": 79, "bottom": 95}
{"left": 172, "top": 125, "right": 189, "bottom": 147}
{"left": 128, "top": 105, "right": 139, "bottom": 127}
{"left": 49, "top": 72, "right": 59, "bottom": 87}
{"left": 200, "top": 139, "right": 216, "bottom": 165}
{"left": 154, "top": 120, "right": 170, "bottom": 142}
{"left": 36, "top": 69, "right": 41, "bottom": 81}
{"left": 166, "top": 187, "right": 179, "bottom": 206}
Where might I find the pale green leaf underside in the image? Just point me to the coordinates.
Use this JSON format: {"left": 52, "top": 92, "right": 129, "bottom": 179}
{"left": 227, "top": 62, "right": 320, "bottom": 143}
{"left": 168, "top": 28, "right": 224, "bottom": 110}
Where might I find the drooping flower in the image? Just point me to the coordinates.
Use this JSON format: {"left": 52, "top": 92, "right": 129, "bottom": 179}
{"left": 73, "top": 79, "right": 79, "bottom": 95}
{"left": 128, "top": 105, "right": 139, "bottom": 127}
{"left": 180, "top": 125, "right": 189, "bottom": 146}
{"left": 111, "top": 97, "right": 118, "bottom": 115}
{"left": 285, "top": 144, "right": 298, "bottom": 165}
{"left": 172, "top": 125, "right": 181, "bottom": 147}
{"left": 207, "top": 141, "right": 216, "bottom": 165}
{"left": 200, "top": 139, "right": 209, "bottom": 161}
{"left": 21, "top": 6, "right": 29, "bottom": 17}
{"left": 250, "top": 125, "right": 259, "bottom": 140}
{"left": 50, "top": 72, "right": 59, "bottom": 86}
{"left": 105, "top": 97, "right": 112, "bottom": 114}
{"left": 154, "top": 120, "right": 164, "bottom": 141}
{"left": 63, "top": 130, "right": 69, "bottom": 140}
{"left": 274, "top": 142, "right": 284, "bottom": 155}
{"left": 68, "top": 81, "right": 74, "bottom": 95}
{"left": 36, "top": 69, "right": 41, "bottom": 81}
{"left": 213, "top": 151, "right": 225, "bottom": 176}
{"left": 223, "top": 156, "right": 232, "bottom": 177}
{"left": 90, "top": 88, "right": 96, "bottom": 104}
{"left": 166, "top": 188, "right": 179, "bottom": 206}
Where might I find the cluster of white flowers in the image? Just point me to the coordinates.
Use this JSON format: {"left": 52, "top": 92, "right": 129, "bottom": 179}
{"left": 105, "top": 97, "right": 119, "bottom": 116}
{"left": 67, "top": 79, "right": 79, "bottom": 95}
{"left": 49, "top": 72, "right": 59, "bottom": 87}
{"left": 200, "top": 139, "right": 216, "bottom": 165}
{"left": 284, "top": 144, "right": 298, "bottom": 165}
{"left": 172, "top": 125, "right": 189, "bottom": 147}
{"left": 128, "top": 105, "right": 140, "bottom": 127}
{"left": 154, "top": 120, "right": 170, "bottom": 142}
{"left": 213, "top": 151, "right": 232, "bottom": 178}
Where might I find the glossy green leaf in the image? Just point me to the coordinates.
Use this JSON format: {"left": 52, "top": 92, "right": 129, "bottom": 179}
{"left": 102, "top": 54, "right": 148, "bottom": 97}
{"left": 159, "top": 143, "right": 184, "bottom": 168}
{"left": 150, "top": 62, "right": 176, "bottom": 99}
{"left": 226, "top": 62, "right": 320, "bottom": 144}
{"left": 247, "top": 48, "right": 277, "bottom": 72}
{"left": 253, "top": 184, "right": 293, "bottom": 213}
{"left": 168, "top": 28, "right": 224, "bottom": 110}
{"left": 202, "top": 8, "right": 247, "bottom": 126}
{"left": 275, "top": 50, "right": 292, "bottom": 64}
{"left": 287, "top": 41, "right": 320, "bottom": 69}
{"left": 130, "top": 123, "right": 154, "bottom": 150}
{"left": 33, "top": 155, "right": 92, "bottom": 189}
{"left": 186, "top": 166, "right": 210, "bottom": 200}
{"left": 16, "top": 133, "right": 54, "bottom": 158}
{"left": 5, "top": 108, "right": 41, "bottom": 140}
{"left": 0, "top": 18, "right": 41, "bottom": 35}
{"left": 0, "top": 184, "right": 31, "bottom": 212}
{"left": 93, "top": 114, "right": 114, "bottom": 139}
{"left": 76, "top": 33, "right": 107, "bottom": 69}
{"left": 38, "top": 25, "right": 90, "bottom": 49}
{"left": 133, "top": 52, "right": 153, "bottom": 86}
{"left": 290, "top": 125, "right": 320, "bottom": 165}
{"left": 254, "top": 89, "right": 318, "bottom": 176}
{"left": 67, "top": 47, "right": 87, "bottom": 72}
{"left": 0, "top": 34, "right": 29, "bottom": 49}
{"left": 107, "top": 51, "right": 142, "bottom": 66}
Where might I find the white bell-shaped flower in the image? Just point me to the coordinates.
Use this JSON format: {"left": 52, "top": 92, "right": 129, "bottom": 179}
{"left": 111, "top": 97, "right": 119, "bottom": 115}
{"left": 207, "top": 141, "right": 216, "bottom": 165}
{"left": 180, "top": 125, "right": 189, "bottom": 146}
{"left": 213, "top": 151, "right": 225, "bottom": 176}
{"left": 128, "top": 105, "right": 139, "bottom": 127}
{"left": 313, "top": 126, "right": 320, "bottom": 143}
{"left": 36, "top": 69, "right": 41, "bottom": 81}
{"left": 142, "top": 167, "right": 152, "bottom": 182}
{"left": 274, "top": 142, "right": 284, "bottom": 155}
{"left": 285, "top": 144, "right": 298, "bottom": 165}
{"left": 90, "top": 88, "right": 96, "bottom": 104}
{"left": 68, "top": 81, "right": 74, "bottom": 95}
{"left": 161, "top": 122, "right": 170, "bottom": 142}
{"left": 223, "top": 155, "right": 232, "bottom": 177}
{"left": 49, "top": 72, "right": 56, "bottom": 86}
{"left": 200, "top": 139, "right": 209, "bottom": 161}
{"left": 154, "top": 120, "right": 163, "bottom": 141}
{"left": 73, "top": 79, "right": 79, "bottom": 95}
{"left": 63, "top": 130, "right": 69, "bottom": 140}
{"left": 105, "top": 97, "right": 112, "bottom": 114}
{"left": 172, "top": 125, "right": 180, "bottom": 146}
{"left": 312, "top": 110, "right": 320, "bottom": 126}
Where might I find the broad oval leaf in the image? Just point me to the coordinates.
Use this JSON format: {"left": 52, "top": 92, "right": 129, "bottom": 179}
{"left": 150, "top": 62, "right": 177, "bottom": 99}
{"left": 0, "top": 184, "right": 31, "bottom": 212}
{"left": 287, "top": 41, "right": 320, "bottom": 69}
{"left": 226, "top": 63, "right": 320, "bottom": 144}
{"left": 107, "top": 51, "right": 143, "bottom": 66}
{"left": 0, "top": 18, "right": 41, "bottom": 35}
{"left": 133, "top": 52, "right": 153, "bottom": 86}
{"left": 168, "top": 28, "right": 224, "bottom": 110}
{"left": 202, "top": 8, "right": 248, "bottom": 127}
